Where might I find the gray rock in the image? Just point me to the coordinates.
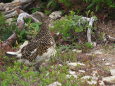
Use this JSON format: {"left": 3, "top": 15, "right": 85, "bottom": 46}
{"left": 48, "top": 81, "right": 62, "bottom": 86}
{"left": 49, "top": 11, "right": 62, "bottom": 20}
{"left": 110, "top": 69, "right": 115, "bottom": 76}
{"left": 103, "top": 76, "right": 115, "bottom": 84}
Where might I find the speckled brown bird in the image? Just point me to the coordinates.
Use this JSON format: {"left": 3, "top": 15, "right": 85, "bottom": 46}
{"left": 6, "top": 17, "right": 56, "bottom": 65}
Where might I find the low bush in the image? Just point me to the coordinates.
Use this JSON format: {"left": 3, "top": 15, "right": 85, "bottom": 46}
{"left": 83, "top": 0, "right": 115, "bottom": 11}
{"left": 0, "top": 13, "right": 17, "bottom": 41}
{"left": 50, "top": 11, "right": 96, "bottom": 42}
{"left": 0, "top": 62, "right": 39, "bottom": 86}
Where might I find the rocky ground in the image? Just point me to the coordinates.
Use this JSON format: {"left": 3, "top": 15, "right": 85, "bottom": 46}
{"left": 0, "top": 4, "right": 114, "bottom": 85}
{"left": 48, "top": 44, "right": 115, "bottom": 86}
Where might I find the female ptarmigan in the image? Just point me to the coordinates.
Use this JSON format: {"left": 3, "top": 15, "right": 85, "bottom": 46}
{"left": 6, "top": 17, "right": 56, "bottom": 65}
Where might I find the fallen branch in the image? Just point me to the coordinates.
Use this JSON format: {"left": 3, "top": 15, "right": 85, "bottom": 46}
{"left": 5, "top": 10, "right": 18, "bottom": 18}
{"left": 17, "top": 12, "right": 40, "bottom": 29}
{"left": 0, "top": 33, "right": 17, "bottom": 51}
{"left": 107, "top": 35, "right": 115, "bottom": 42}
{"left": 0, "top": 0, "right": 34, "bottom": 19}
{"left": 0, "top": 11, "right": 41, "bottom": 52}
{"left": 78, "top": 16, "right": 96, "bottom": 45}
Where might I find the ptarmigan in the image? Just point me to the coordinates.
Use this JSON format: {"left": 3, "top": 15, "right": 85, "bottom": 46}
{"left": 6, "top": 17, "right": 56, "bottom": 65}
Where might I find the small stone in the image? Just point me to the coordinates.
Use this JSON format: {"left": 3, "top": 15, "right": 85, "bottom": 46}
{"left": 78, "top": 70, "right": 85, "bottom": 73}
{"left": 87, "top": 80, "right": 97, "bottom": 85}
{"left": 49, "top": 11, "right": 62, "bottom": 20}
{"left": 5, "top": 7, "right": 10, "bottom": 11}
{"left": 93, "top": 50, "right": 103, "bottom": 55}
{"left": 98, "top": 80, "right": 105, "bottom": 86}
{"left": 48, "top": 81, "right": 62, "bottom": 86}
{"left": 82, "top": 75, "right": 92, "bottom": 80}
{"left": 72, "top": 49, "right": 77, "bottom": 52}
{"left": 103, "top": 76, "right": 115, "bottom": 84}
{"left": 58, "top": 64, "right": 63, "bottom": 66}
{"left": 56, "top": 32, "right": 60, "bottom": 35}
{"left": 66, "top": 74, "right": 72, "bottom": 78}
{"left": 110, "top": 69, "right": 115, "bottom": 76}
{"left": 76, "top": 50, "right": 82, "bottom": 53}
{"left": 92, "top": 70, "right": 98, "bottom": 77}
{"left": 67, "top": 62, "right": 77, "bottom": 67}
{"left": 102, "top": 59, "right": 105, "bottom": 61}
{"left": 68, "top": 70, "right": 77, "bottom": 79}
{"left": 67, "top": 62, "right": 85, "bottom": 67}
{"left": 72, "top": 49, "right": 82, "bottom": 53}
{"left": 112, "top": 64, "right": 115, "bottom": 67}
{"left": 105, "top": 63, "right": 111, "bottom": 66}
{"left": 92, "top": 42, "right": 97, "bottom": 47}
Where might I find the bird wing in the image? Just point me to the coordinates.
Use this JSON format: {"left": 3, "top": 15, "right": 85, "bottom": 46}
{"left": 21, "top": 36, "right": 54, "bottom": 61}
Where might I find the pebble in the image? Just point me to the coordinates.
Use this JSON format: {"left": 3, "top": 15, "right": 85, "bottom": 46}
{"left": 48, "top": 81, "right": 62, "bottom": 86}
{"left": 103, "top": 76, "right": 115, "bottom": 84}
{"left": 110, "top": 69, "right": 115, "bottom": 76}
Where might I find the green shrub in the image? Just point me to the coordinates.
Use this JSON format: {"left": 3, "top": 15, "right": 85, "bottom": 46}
{"left": 83, "top": 0, "right": 115, "bottom": 11}
{"left": 50, "top": 11, "right": 93, "bottom": 40}
{"left": 0, "top": 13, "right": 41, "bottom": 43}
{"left": 0, "top": 13, "right": 17, "bottom": 41}
{"left": 15, "top": 18, "right": 41, "bottom": 42}
{"left": 47, "top": 0, "right": 58, "bottom": 9}
{"left": 46, "top": 0, "right": 115, "bottom": 13}
{"left": 0, "top": 62, "right": 39, "bottom": 86}
{"left": 83, "top": 42, "right": 93, "bottom": 48}
{"left": 58, "top": 0, "right": 72, "bottom": 7}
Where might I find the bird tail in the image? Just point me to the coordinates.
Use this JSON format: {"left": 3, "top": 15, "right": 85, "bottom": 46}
{"left": 5, "top": 41, "right": 28, "bottom": 58}
{"left": 6, "top": 51, "right": 22, "bottom": 58}
{"left": 6, "top": 51, "right": 17, "bottom": 55}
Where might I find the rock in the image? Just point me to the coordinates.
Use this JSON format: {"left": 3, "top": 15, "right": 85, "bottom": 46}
{"left": 92, "top": 49, "right": 103, "bottom": 55}
{"left": 102, "top": 76, "right": 115, "bottom": 84}
{"left": 58, "top": 64, "right": 63, "bottom": 66}
{"left": 32, "top": 11, "right": 45, "bottom": 22}
{"left": 110, "top": 69, "right": 115, "bottom": 76}
{"left": 105, "top": 62, "right": 111, "bottom": 66}
{"left": 102, "top": 59, "right": 105, "bottom": 61}
{"left": 48, "top": 81, "right": 62, "bottom": 86}
{"left": 92, "top": 42, "right": 97, "bottom": 47}
{"left": 87, "top": 80, "right": 97, "bottom": 85}
{"left": 68, "top": 70, "right": 78, "bottom": 79}
{"left": 81, "top": 75, "right": 98, "bottom": 85}
{"left": 98, "top": 80, "right": 105, "bottom": 86}
{"left": 56, "top": 32, "right": 60, "bottom": 36}
{"left": 82, "top": 75, "right": 92, "bottom": 80}
{"left": 49, "top": 11, "right": 62, "bottom": 20}
{"left": 67, "top": 62, "right": 85, "bottom": 70}
{"left": 72, "top": 49, "right": 77, "bottom": 52}
{"left": 66, "top": 74, "right": 72, "bottom": 78}
{"left": 67, "top": 62, "right": 85, "bottom": 67}
{"left": 87, "top": 49, "right": 103, "bottom": 55}
{"left": 72, "top": 49, "right": 82, "bottom": 53}
{"left": 78, "top": 70, "right": 85, "bottom": 73}
{"left": 49, "top": 11, "right": 62, "bottom": 28}
{"left": 76, "top": 50, "right": 82, "bottom": 53}
{"left": 0, "top": 3, "right": 4, "bottom": 11}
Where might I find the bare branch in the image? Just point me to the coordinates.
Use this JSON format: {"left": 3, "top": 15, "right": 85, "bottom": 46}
{"left": 78, "top": 17, "right": 96, "bottom": 45}
{"left": 87, "top": 17, "right": 95, "bottom": 43}
{"left": 107, "top": 35, "right": 115, "bottom": 42}
{"left": 17, "top": 12, "right": 40, "bottom": 29}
